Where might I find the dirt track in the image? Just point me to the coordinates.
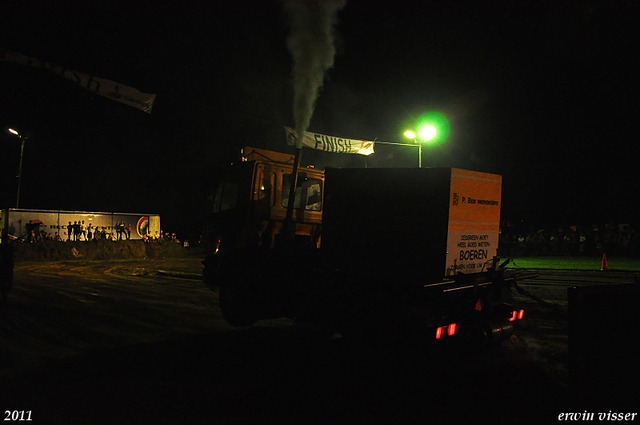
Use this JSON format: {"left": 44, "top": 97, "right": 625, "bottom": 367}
{"left": 0, "top": 258, "right": 606, "bottom": 424}
{"left": 11, "top": 239, "right": 189, "bottom": 263}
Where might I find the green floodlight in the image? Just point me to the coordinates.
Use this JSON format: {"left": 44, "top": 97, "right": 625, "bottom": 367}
{"left": 416, "top": 111, "right": 450, "bottom": 144}
{"left": 418, "top": 124, "right": 437, "bottom": 141}
{"left": 400, "top": 111, "right": 450, "bottom": 167}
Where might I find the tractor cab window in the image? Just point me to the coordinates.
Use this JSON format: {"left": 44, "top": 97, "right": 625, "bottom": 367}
{"left": 213, "top": 179, "right": 239, "bottom": 212}
{"left": 257, "top": 171, "right": 275, "bottom": 206}
{"left": 282, "top": 173, "right": 322, "bottom": 211}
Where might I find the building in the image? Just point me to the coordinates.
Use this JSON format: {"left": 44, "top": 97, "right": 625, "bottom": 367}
{"left": 1, "top": 208, "right": 160, "bottom": 242}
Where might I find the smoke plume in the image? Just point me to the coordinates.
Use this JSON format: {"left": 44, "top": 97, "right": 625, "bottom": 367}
{"left": 285, "top": 0, "right": 346, "bottom": 148}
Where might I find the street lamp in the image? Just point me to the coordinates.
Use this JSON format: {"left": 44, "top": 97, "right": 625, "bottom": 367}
{"left": 375, "top": 115, "right": 447, "bottom": 168}
{"left": 404, "top": 130, "right": 416, "bottom": 139}
{"left": 8, "top": 128, "right": 27, "bottom": 208}
{"left": 403, "top": 111, "right": 450, "bottom": 167}
{"left": 403, "top": 124, "right": 437, "bottom": 168}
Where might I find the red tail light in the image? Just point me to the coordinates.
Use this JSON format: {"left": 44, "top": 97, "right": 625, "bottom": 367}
{"left": 435, "top": 323, "right": 459, "bottom": 339}
{"left": 508, "top": 311, "right": 517, "bottom": 322}
{"left": 518, "top": 309, "right": 524, "bottom": 320}
{"left": 447, "top": 323, "right": 457, "bottom": 336}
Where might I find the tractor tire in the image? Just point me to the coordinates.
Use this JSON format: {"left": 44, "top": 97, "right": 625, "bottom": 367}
{"left": 217, "top": 252, "right": 258, "bottom": 327}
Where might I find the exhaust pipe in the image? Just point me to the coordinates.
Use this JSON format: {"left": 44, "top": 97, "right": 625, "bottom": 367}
{"left": 483, "top": 319, "right": 514, "bottom": 344}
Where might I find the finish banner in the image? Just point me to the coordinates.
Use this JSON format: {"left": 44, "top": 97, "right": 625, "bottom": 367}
{"left": 285, "top": 127, "right": 375, "bottom": 155}
{"left": 1, "top": 48, "right": 156, "bottom": 114}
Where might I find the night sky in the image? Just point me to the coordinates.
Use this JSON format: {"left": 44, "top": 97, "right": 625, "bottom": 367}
{"left": 1, "top": 1, "right": 639, "bottom": 237}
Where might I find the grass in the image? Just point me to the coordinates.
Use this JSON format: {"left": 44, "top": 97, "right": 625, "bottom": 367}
{"left": 504, "top": 256, "right": 640, "bottom": 272}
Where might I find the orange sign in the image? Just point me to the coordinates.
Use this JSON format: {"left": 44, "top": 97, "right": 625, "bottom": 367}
{"left": 448, "top": 168, "right": 502, "bottom": 229}
{"left": 445, "top": 169, "right": 502, "bottom": 276}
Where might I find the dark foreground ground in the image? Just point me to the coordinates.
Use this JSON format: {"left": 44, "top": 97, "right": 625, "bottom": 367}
{"left": 1, "top": 253, "right": 633, "bottom": 424}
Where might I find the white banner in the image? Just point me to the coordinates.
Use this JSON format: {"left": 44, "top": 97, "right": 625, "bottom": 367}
{"left": 1, "top": 48, "right": 156, "bottom": 114}
{"left": 285, "top": 127, "right": 374, "bottom": 155}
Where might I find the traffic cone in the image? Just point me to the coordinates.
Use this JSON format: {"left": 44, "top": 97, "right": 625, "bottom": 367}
{"left": 601, "top": 253, "right": 609, "bottom": 271}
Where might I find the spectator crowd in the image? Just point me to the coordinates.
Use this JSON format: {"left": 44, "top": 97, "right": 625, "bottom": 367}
{"left": 21, "top": 220, "right": 182, "bottom": 245}
{"left": 499, "top": 222, "right": 639, "bottom": 258}
{"left": 18, "top": 218, "right": 640, "bottom": 258}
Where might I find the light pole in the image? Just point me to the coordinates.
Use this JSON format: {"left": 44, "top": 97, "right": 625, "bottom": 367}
{"left": 8, "top": 128, "right": 27, "bottom": 208}
{"left": 402, "top": 130, "right": 422, "bottom": 168}
{"left": 403, "top": 124, "right": 437, "bottom": 168}
{"left": 374, "top": 136, "right": 424, "bottom": 168}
